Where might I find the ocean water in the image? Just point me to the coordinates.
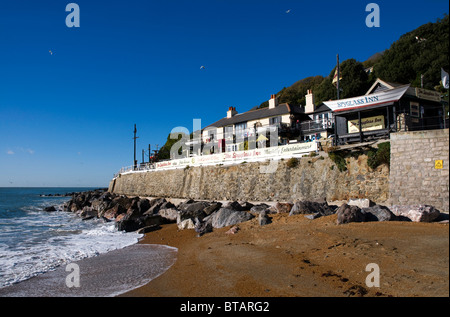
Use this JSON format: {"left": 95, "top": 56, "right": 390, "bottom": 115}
{"left": 0, "top": 187, "right": 177, "bottom": 296}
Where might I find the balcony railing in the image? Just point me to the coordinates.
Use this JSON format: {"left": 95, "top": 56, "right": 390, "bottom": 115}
{"left": 298, "top": 119, "right": 334, "bottom": 133}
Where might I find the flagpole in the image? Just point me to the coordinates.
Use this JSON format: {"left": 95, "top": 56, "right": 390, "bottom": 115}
{"left": 337, "top": 54, "right": 340, "bottom": 100}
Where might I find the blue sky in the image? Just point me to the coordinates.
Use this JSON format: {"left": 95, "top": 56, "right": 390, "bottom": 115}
{"left": 0, "top": 0, "right": 448, "bottom": 187}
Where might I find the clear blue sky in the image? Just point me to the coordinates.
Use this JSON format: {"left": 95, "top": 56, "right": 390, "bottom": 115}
{"left": 0, "top": 0, "right": 448, "bottom": 187}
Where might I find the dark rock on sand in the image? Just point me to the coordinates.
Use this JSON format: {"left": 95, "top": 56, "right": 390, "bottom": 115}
{"left": 206, "top": 208, "right": 254, "bottom": 229}
{"left": 258, "top": 210, "right": 272, "bottom": 226}
{"left": 289, "top": 200, "right": 335, "bottom": 218}
{"left": 362, "top": 205, "right": 397, "bottom": 222}
{"left": 336, "top": 204, "right": 366, "bottom": 224}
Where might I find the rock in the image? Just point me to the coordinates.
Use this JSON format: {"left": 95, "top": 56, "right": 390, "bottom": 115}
{"left": 275, "top": 202, "right": 293, "bottom": 214}
{"left": 304, "top": 212, "right": 322, "bottom": 220}
{"left": 80, "top": 206, "right": 98, "bottom": 220}
{"left": 224, "top": 201, "right": 244, "bottom": 211}
{"left": 158, "top": 208, "right": 179, "bottom": 222}
{"left": 181, "top": 201, "right": 210, "bottom": 213}
{"left": 143, "top": 198, "right": 167, "bottom": 215}
{"left": 390, "top": 205, "right": 441, "bottom": 222}
{"left": 239, "top": 201, "right": 254, "bottom": 211}
{"left": 194, "top": 219, "right": 213, "bottom": 236}
{"left": 289, "top": 200, "right": 335, "bottom": 217}
{"left": 203, "top": 202, "right": 222, "bottom": 215}
{"left": 258, "top": 210, "right": 272, "bottom": 226}
{"left": 115, "top": 213, "right": 163, "bottom": 233}
{"left": 362, "top": 205, "right": 397, "bottom": 222}
{"left": 116, "top": 216, "right": 144, "bottom": 232}
{"left": 250, "top": 203, "right": 271, "bottom": 214}
{"left": 348, "top": 198, "right": 374, "bottom": 209}
{"left": 178, "top": 218, "right": 195, "bottom": 230}
{"left": 336, "top": 204, "right": 366, "bottom": 224}
{"left": 103, "top": 203, "right": 126, "bottom": 220}
{"left": 225, "top": 226, "right": 240, "bottom": 235}
{"left": 143, "top": 214, "right": 164, "bottom": 227}
{"left": 137, "top": 198, "right": 151, "bottom": 214}
{"left": 207, "top": 208, "right": 254, "bottom": 228}
{"left": 43, "top": 206, "right": 57, "bottom": 212}
{"left": 177, "top": 209, "right": 206, "bottom": 223}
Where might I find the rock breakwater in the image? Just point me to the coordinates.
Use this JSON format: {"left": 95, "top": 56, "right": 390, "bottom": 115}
{"left": 52, "top": 190, "right": 448, "bottom": 235}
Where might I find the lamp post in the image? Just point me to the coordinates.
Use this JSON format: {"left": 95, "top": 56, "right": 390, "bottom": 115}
{"left": 133, "top": 124, "right": 139, "bottom": 170}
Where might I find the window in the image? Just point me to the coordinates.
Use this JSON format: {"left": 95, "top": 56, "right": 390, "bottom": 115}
{"left": 224, "top": 126, "right": 233, "bottom": 139}
{"left": 410, "top": 102, "right": 420, "bottom": 118}
{"left": 235, "top": 122, "right": 247, "bottom": 139}
{"left": 270, "top": 116, "right": 282, "bottom": 125}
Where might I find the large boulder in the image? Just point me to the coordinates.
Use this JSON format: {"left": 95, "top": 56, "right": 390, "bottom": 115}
{"left": 336, "top": 204, "right": 366, "bottom": 224}
{"left": 348, "top": 198, "right": 374, "bottom": 209}
{"left": 80, "top": 206, "right": 98, "bottom": 220}
{"left": 116, "top": 214, "right": 163, "bottom": 232}
{"left": 143, "top": 198, "right": 167, "bottom": 215}
{"left": 158, "top": 208, "right": 179, "bottom": 222}
{"left": 194, "top": 219, "right": 213, "bottom": 236}
{"left": 224, "top": 201, "right": 244, "bottom": 211}
{"left": 289, "top": 200, "right": 335, "bottom": 217}
{"left": 275, "top": 202, "right": 293, "bottom": 214}
{"left": 250, "top": 203, "right": 271, "bottom": 214}
{"left": 178, "top": 218, "right": 195, "bottom": 230}
{"left": 389, "top": 205, "right": 440, "bottom": 222}
{"left": 203, "top": 202, "right": 222, "bottom": 215}
{"left": 362, "top": 205, "right": 397, "bottom": 222}
{"left": 258, "top": 210, "right": 272, "bottom": 226}
{"left": 181, "top": 201, "right": 210, "bottom": 213}
{"left": 103, "top": 203, "right": 126, "bottom": 221}
{"left": 206, "top": 208, "right": 254, "bottom": 228}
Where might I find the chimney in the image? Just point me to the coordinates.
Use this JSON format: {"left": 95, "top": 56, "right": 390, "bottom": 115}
{"left": 269, "top": 94, "right": 278, "bottom": 109}
{"left": 305, "top": 89, "right": 315, "bottom": 114}
{"left": 227, "top": 106, "right": 237, "bottom": 118}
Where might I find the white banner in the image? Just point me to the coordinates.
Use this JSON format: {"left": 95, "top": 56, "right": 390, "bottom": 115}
{"left": 155, "top": 142, "right": 318, "bottom": 170}
{"left": 324, "top": 85, "right": 410, "bottom": 112}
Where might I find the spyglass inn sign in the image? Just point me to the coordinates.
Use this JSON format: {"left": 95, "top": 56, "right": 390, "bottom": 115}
{"left": 323, "top": 85, "right": 410, "bottom": 112}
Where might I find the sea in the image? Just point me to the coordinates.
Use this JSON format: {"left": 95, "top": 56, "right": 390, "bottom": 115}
{"left": 0, "top": 187, "right": 177, "bottom": 297}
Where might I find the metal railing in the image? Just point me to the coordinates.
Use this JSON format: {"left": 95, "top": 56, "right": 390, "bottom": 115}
{"left": 298, "top": 119, "right": 334, "bottom": 133}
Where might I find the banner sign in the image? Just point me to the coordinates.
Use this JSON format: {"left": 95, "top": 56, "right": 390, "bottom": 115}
{"left": 348, "top": 115, "right": 385, "bottom": 133}
{"left": 324, "top": 85, "right": 410, "bottom": 112}
{"left": 155, "top": 142, "right": 318, "bottom": 170}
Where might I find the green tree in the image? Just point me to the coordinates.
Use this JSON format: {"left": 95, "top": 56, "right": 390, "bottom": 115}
{"left": 374, "top": 14, "right": 449, "bottom": 90}
{"left": 158, "top": 132, "right": 191, "bottom": 160}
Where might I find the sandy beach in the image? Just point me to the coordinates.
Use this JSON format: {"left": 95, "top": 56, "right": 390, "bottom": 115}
{"left": 121, "top": 212, "right": 449, "bottom": 297}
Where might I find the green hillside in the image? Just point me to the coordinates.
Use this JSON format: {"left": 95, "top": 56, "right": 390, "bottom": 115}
{"left": 258, "top": 14, "right": 449, "bottom": 108}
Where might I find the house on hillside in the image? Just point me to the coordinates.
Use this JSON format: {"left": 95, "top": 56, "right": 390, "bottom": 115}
{"left": 324, "top": 78, "right": 446, "bottom": 145}
{"left": 185, "top": 92, "right": 335, "bottom": 157}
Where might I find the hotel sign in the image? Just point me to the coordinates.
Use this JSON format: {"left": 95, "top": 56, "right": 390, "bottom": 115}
{"left": 348, "top": 115, "right": 385, "bottom": 133}
{"left": 324, "top": 85, "right": 410, "bottom": 112}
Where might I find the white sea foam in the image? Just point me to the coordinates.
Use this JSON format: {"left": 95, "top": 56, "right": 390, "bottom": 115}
{"left": 0, "top": 211, "right": 143, "bottom": 288}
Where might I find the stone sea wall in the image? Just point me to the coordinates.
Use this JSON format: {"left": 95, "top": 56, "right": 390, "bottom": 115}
{"left": 109, "top": 154, "right": 390, "bottom": 204}
{"left": 389, "top": 129, "right": 449, "bottom": 212}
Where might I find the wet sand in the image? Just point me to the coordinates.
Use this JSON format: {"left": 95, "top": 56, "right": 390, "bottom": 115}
{"left": 122, "top": 213, "right": 449, "bottom": 297}
{"left": 0, "top": 244, "right": 177, "bottom": 297}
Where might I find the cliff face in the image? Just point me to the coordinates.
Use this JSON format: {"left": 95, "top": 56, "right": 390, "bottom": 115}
{"left": 109, "top": 154, "right": 390, "bottom": 204}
